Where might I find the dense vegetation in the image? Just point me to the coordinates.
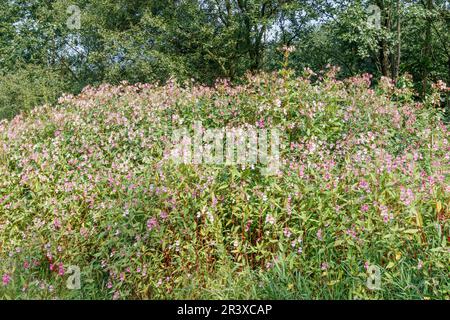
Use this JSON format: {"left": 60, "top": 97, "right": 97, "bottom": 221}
{"left": 1, "top": 0, "right": 450, "bottom": 120}
{"left": 0, "top": 0, "right": 448, "bottom": 300}
{"left": 0, "top": 67, "right": 448, "bottom": 299}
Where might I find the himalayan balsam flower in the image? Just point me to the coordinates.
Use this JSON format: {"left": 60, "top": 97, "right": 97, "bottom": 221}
{"left": 58, "top": 263, "right": 65, "bottom": 276}
{"left": 147, "top": 217, "right": 158, "bottom": 231}
{"left": 2, "top": 274, "right": 11, "bottom": 286}
{"left": 160, "top": 211, "right": 168, "bottom": 220}
{"left": 283, "top": 227, "right": 292, "bottom": 238}
{"left": 53, "top": 218, "right": 61, "bottom": 229}
{"left": 317, "top": 229, "right": 323, "bottom": 241}
{"left": 400, "top": 187, "right": 415, "bottom": 206}
{"left": 265, "top": 214, "right": 275, "bottom": 225}
{"left": 358, "top": 180, "right": 370, "bottom": 191}
{"left": 257, "top": 118, "right": 265, "bottom": 128}
{"left": 245, "top": 220, "right": 253, "bottom": 232}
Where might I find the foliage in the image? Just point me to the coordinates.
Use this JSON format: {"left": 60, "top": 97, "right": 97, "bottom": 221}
{"left": 1, "top": 0, "right": 450, "bottom": 120}
{"left": 0, "top": 65, "right": 70, "bottom": 120}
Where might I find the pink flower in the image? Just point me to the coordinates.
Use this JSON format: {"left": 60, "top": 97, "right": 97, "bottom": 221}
{"left": 364, "top": 261, "right": 370, "bottom": 270}
{"left": 361, "top": 204, "right": 369, "bottom": 212}
{"left": 316, "top": 229, "right": 323, "bottom": 241}
{"left": 400, "top": 187, "right": 415, "bottom": 206}
{"left": 80, "top": 227, "right": 88, "bottom": 238}
{"left": 2, "top": 274, "right": 11, "bottom": 286}
{"left": 245, "top": 220, "right": 253, "bottom": 232}
{"left": 265, "top": 214, "right": 275, "bottom": 225}
{"left": 377, "top": 203, "right": 391, "bottom": 223}
{"left": 160, "top": 211, "right": 168, "bottom": 220}
{"left": 283, "top": 227, "right": 292, "bottom": 238}
{"left": 147, "top": 217, "right": 158, "bottom": 231}
{"left": 58, "top": 263, "right": 65, "bottom": 276}
{"left": 54, "top": 218, "right": 61, "bottom": 229}
{"left": 256, "top": 118, "right": 265, "bottom": 128}
{"left": 358, "top": 180, "right": 369, "bottom": 191}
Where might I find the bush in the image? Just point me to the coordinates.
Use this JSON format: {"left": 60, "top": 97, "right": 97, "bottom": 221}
{"left": 0, "top": 69, "right": 448, "bottom": 299}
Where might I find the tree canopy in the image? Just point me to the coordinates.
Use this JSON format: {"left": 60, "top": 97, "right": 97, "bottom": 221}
{"left": 1, "top": 0, "right": 449, "bottom": 118}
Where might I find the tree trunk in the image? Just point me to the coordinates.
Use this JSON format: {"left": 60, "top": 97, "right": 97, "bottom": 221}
{"left": 422, "top": 0, "right": 433, "bottom": 96}
{"left": 391, "top": 0, "right": 401, "bottom": 82}
{"left": 377, "top": 0, "right": 391, "bottom": 77}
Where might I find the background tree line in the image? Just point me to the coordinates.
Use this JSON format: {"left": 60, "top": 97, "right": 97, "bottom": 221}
{"left": 1, "top": 0, "right": 449, "bottom": 119}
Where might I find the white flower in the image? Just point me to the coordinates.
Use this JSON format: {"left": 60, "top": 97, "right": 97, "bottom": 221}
{"left": 265, "top": 214, "right": 275, "bottom": 225}
{"left": 207, "top": 211, "right": 214, "bottom": 223}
